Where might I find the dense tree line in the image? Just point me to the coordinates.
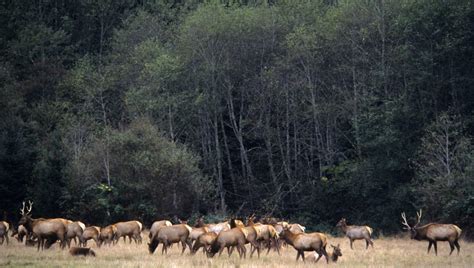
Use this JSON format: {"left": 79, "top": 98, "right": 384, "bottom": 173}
{"left": 1, "top": 0, "right": 473, "bottom": 238}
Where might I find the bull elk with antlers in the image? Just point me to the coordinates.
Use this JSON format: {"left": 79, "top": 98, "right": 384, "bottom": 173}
{"left": 401, "top": 209, "right": 462, "bottom": 255}
{"left": 18, "top": 201, "right": 67, "bottom": 251}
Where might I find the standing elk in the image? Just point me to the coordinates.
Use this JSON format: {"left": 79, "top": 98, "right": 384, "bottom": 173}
{"left": 148, "top": 223, "right": 193, "bottom": 255}
{"left": 114, "top": 220, "right": 143, "bottom": 244}
{"left": 18, "top": 201, "right": 67, "bottom": 251}
{"left": 195, "top": 217, "right": 230, "bottom": 234}
{"left": 11, "top": 225, "right": 29, "bottom": 242}
{"left": 0, "top": 221, "right": 9, "bottom": 245}
{"left": 280, "top": 227, "right": 329, "bottom": 263}
{"left": 80, "top": 226, "right": 101, "bottom": 247}
{"left": 208, "top": 223, "right": 248, "bottom": 259}
{"left": 65, "top": 221, "right": 85, "bottom": 248}
{"left": 192, "top": 232, "right": 218, "bottom": 255}
{"left": 401, "top": 209, "right": 462, "bottom": 255}
{"left": 336, "top": 218, "right": 374, "bottom": 249}
{"left": 149, "top": 220, "right": 172, "bottom": 240}
{"left": 99, "top": 225, "right": 117, "bottom": 247}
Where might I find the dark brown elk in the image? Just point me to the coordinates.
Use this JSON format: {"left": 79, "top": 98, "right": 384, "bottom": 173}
{"left": 65, "top": 221, "right": 85, "bottom": 248}
{"left": 69, "top": 247, "right": 96, "bottom": 257}
{"left": 208, "top": 221, "right": 248, "bottom": 259}
{"left": 18, "top": 201, "right": 67, "bottom": 251}
{"left": 148, "top": 224, "right": 193, "bottom": 255}
{"left": 114, "top": 221, "right": 143, "bottom": 244}
{"left": 0, "top": 221, "right": 9, "bottom": 245}
{"left": 401, "top": 210, "right": 462, "bottom": 255}
{"left": 336, "top": 218, "right": 374, "bottom": 249}
{"left": 148, "top": 220, "right": 172, "bottom": 240}
{"left": 280, "top": 227, "right": 328, "bottom": 263}
{"left": 191, "top": 231, "right": 218, "bottom": 254}
{"left": 80, "top": 226, "right": 101, "bottom": 247}
{"left": 327, "top": 244, "right": 342, "bottom": 263}
{"left": 99, "top": 225, "right": 117, "bottom": 247}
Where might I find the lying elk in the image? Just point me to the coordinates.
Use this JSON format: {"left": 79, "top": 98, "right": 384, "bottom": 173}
{"left": 315, "top": 244, "right": 342, "bottom": 263}
{"left": 80, "top": 226, "right": 100, "bottom": 247}
{"left": 280, "top": 227, "right": 328, "bottom": 263}
{"left": 69, "top": 247, "right": 96, "bottom": 257}
{"left": 114, "top": 220, "right": 143, "bottom": 244}
{"left": 336, "top": 218, "right": 374, "bottom": 249}
{"left": 401, "top": 210, "right": 462, "bottom": 255}
{"left": 149, "top": 220, "right": 172, "bottom": 240}
{"left": 148, "top": 224, "right": 193, "bottom": 255}
{"left": 99, "top": 225, "right": 117, "bottom": 247}
{"left": 18, "top": 201, "right": 67, "bottom": 250}
{"left": 0, "top": 221, "right": 9, "bottom": 245}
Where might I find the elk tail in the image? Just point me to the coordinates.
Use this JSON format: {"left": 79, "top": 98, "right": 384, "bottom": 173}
{"left": 453, "top": 225, "right": 462, "bottom": 238}
{"left": 366, "top": 226, "right": 373, "bottom": 236}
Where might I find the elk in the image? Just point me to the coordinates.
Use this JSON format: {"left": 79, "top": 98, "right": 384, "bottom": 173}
{"left": 11, "top": 225, "right": 29, "bottom": 242}
{"left": 280, "top": 227, "right": 328, "bottom": 263}
{"left": 0, "top": 221, "right": 9, "bottom": 245}
{"left": 148, "top": 220, "right": 172, "bottom": 240}
{"left": 114, "top": 220, "right": 143, "bottom": 244}
{"left": 191, "top": 231, "right": 218, "bottom": 255}
{"left": 336, "top": 218, "right": 374, "bottom": 249}
{"left": 195, "top": 217, "right": 230, "bottom": 234}
{"left": 208, "top": 226, "right": 248, "bottom": 259}
{"left": 18, "top": 201, "right": 67, "bottom": 251}
{"left": 401, "top": 209, "right": 462, "bottom": 255}
{"left": 65, "top": 221, "right": 85, "bottom": 248}
{"left": 69, "top": 247, "right": 96, "bottom": 257}
{"left": 148, "top": 224, "right": 193, "bottom": 255}
{"left": 188, "top": 226, "right": 209, "bottom": 248}
{"left": 247, "top": 215, "right": 280, "bottom": 256}
{"left": 318, "top": 244, "right": 342, "bottom": 263}
{"left": 99, "top": 225, "right": 117, "bottom": 247}
{"left": 80, "top": 226, "right": 101, "bottom": 247}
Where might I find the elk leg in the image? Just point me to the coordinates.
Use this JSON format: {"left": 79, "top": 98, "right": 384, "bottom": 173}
{"left": 350, "top": 239, "right": 354, "bottom": 249}
{"left": 241, "top": 244, "right": 247, "bottom": 259}
{"left": 315, "top": 250, "right": 323, "bottom": 263}
{"left": 5, "top": 234, "right": 9, "bottom": 245}
{"left": 228, "top": 246, "right": 234, "bottom": 257}
{"left": 427, "top": 241, "right": 432, "bottom": 254}
{"left": 454, "top": 240, "right": 460, "bottom": 255}
{"left": 185, "top": 239, "right": 193, "bottom": 254}
{"left": 218, "top": 246, "right": 225, "bottom": 257}
{"left": 322, "top": 247, "right": 329, "bottom": 263}
{"left": 449, "top": 241, "right": 455, "bottom": 255}
{"left": 301, "top": 251, "right": 305, "bottom": 262}
{"left": 433, "top": 241, "right": 438, "bottom": 256}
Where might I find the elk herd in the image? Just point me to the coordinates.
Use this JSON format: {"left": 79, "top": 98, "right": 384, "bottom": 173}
{"left": 0, "top": 201, "right": 464, "bottom": 263}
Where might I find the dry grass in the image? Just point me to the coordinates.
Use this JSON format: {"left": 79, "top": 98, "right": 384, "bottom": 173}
{"left": 0, "top": 234, "right": 472, "bottom": 267}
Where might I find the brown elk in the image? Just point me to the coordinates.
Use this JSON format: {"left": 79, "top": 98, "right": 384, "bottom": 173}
{"left": 80, "top": 226, "right": 101, "bottom": 247}
{"left": 99, "top": 225, "right": 117, "bottom": 247}
{"left": 325, "top": 244, "right": 342, "bottom": 263}
{"left": 0, "top": 221, "right": 9, "bottom": 245}
{"left": 65, "top": 221, "right": 85, "bottom": 248}
{"left": 188, "top": 226, "right": 209, "bottom": 248}
{"left": 148, "top": 224, "right": 193, "bottom": 255}
{"left": 18, "top": 201, "right": 67, "bottom": 251}
{"left": 195, "top": 217, "right": 230, "bottom": 234}
{"left": 247, "top": 216, "right": 280, "bottom": 256}
{"left": 401, "top": 210, "right": 462, "bottom": 255}
{"left": 11, "top": 225, "right": 29, "bottom": 242}
{"left": 280, "top": 227, "right": 328, "bottom": 263}
{"left": 191, "top": 231, "right": 218, "bottom": 255}
{"left": 208, "top": 226, "right": 248, "bottom": 259}
{"left": 114, "top": 220, "right": 143, "bottom": 244}
{"left": 69, "top": 247, "right": 96, "bottom": 257}
{"left": 148, "top": 220, "right": 172, "bottom": 240}
{"left": 336, "top": 218, "right": 374, "bottom": 249}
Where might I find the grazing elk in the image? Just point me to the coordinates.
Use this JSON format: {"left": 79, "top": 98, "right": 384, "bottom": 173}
{"left": 80, "top": 226, "right": 101, "bottom": 247}
{"left": 18, "top": 201, "right": 67, "bottom": 251}
{"left": 149, "top": 220, "right": 172, "bottom": 240}
{"left": 208, "top": 225, "right": 248, "bottom": 259}
{"left": 280, "top": 227, "right": 328, "bottom": 263}
{"left": 114, "top": 220, "right": 143, "bottom": 244}
{"left": 148, "top": 224, "right": 193, "bottom": 255}
{"left": 99, "top": 225, "right": 117, "bottom": 247}
{"left": 0, "top": 221, "right": 9, "bottom": 245}
{"left": 192, "top": 231, "right": 218, "bottom": 255}
{"left": 188, "top": 226, "right": 209, "bottom": 248}
{"left": 69, "top": 247, "right": 96, "bottom": 257}
{"left": 401, "top": 210, "right": 462, "bottom": 256}
{"left": 336, "top": 218, "right": 374, "bottom": 249}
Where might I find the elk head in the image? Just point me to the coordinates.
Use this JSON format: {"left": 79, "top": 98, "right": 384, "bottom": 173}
{"left": 18, "top": 201, "right": 33, "bottom": 227}
{"left": 401, "top": 209, "right": 423, "bottom": 240}
{"left": 336, "top": 218, "right": 347, "bottom": 228}
{"left": 331, "top": 244, "right": 342, "bottom": 257}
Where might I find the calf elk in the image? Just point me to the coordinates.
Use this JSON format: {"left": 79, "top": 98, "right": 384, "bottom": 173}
{"left": 401, "top": 209, "right": 462, "bottom": 255}
{"left": 336, "top": 218, "right": 374, "bottom": 249}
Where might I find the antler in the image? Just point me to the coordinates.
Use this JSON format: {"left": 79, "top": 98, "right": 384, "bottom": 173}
{"left": 401, "top": 212, "right": 411, "bottom": 230}
{"left": 20, "top": 201, "right": 26, "bottom": 216}
{"left": 26, "top": 200, "right": 33, "bottom": 215}
{"left": 415, "top": 209, "right": 422, "bottom": 227}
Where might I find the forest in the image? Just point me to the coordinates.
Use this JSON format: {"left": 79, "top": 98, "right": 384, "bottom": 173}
{"left": 0, "top": 0, "right": 473, "bottom": 238}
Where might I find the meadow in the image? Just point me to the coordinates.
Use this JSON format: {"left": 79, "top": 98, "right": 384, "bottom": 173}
{"left": 0, "top": 233, "right": 472, "bottom": 267}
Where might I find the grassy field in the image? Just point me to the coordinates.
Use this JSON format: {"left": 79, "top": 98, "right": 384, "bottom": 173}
{"left": 0, "top": 234, "right": 472, "bottom": 267}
